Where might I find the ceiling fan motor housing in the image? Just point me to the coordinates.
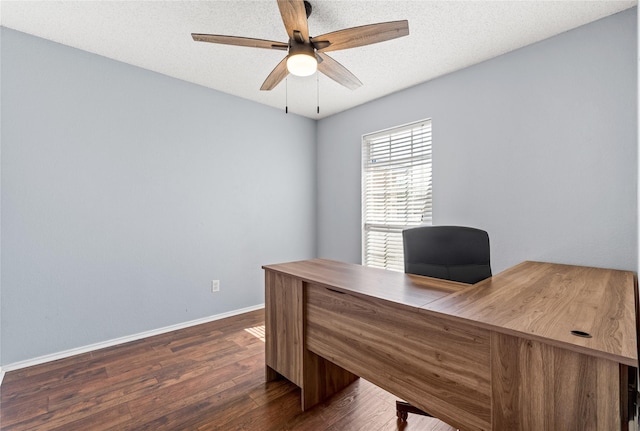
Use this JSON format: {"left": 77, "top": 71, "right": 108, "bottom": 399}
{"left": 288, "top": 42, "right": 315, "bottom": 57}
{"left": 304, "top": 1, "right": 312, "bottom": 18}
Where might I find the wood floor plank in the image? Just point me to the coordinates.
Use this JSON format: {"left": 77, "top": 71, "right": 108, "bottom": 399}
{"left": 1, "top": 352, "right": 96, "bottom": 382}
{"left": 48, "top": 374, "right": 159, "bottom": 413}
{"left": 1, "top": 365, "right": 108, "bottom": 405}
{"left": 248, "top": 377, "right": 298, "bottom": 406}
{"left": 0, "top": 309, "right": 455, "bottom": 431}
{"left": 47, "top": 404, "right": 133, "bottom": 431}
{"left": 197, "top": 383, "right": 302, "bottom": 431}
{"left": 0, "top": 394, "right": 49, "bottom": 427}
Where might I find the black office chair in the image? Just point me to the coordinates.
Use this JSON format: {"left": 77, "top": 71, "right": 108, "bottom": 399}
{"left": 396, "top": 225, "right": 491, "bottom": 422}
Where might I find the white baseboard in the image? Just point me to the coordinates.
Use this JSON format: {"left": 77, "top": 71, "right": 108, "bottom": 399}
{"left": 0, "top": 304, "right": 265, "bottom": 378}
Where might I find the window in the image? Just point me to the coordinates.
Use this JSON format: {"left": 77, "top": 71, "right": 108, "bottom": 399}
{"left": 362, "top": 119, "right": 432, "bottom": 271}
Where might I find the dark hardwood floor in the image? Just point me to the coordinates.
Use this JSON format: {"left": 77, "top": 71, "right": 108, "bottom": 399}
{"left": 0, "top": 309, "right": 454, "bottom": 430}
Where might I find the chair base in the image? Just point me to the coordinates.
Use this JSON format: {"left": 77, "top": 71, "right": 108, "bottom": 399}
{"left": 395, "top": 400, "right": 432, "bottom": 421}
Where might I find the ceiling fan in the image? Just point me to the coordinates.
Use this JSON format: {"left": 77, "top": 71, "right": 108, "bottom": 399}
{"left": 191, "top": 0, "right": 409, "bottom": 91}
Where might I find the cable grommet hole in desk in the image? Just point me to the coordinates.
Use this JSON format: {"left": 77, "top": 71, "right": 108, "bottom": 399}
{"left": 570, "top": 330, "right": 592, "bottom": 338}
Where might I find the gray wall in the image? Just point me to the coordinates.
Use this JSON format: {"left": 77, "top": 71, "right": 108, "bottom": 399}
{"left": 317, "top": 8, "right": 637, "bottom": 274}
{"left": 1, "top": 29, "right": 317, "bottom": 365}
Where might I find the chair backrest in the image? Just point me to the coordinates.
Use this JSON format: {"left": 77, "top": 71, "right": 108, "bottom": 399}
{"left": 402, "top": 225, "right": 491, "bottom": 284}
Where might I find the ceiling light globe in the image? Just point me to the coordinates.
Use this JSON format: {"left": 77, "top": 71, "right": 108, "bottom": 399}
{"left": 287, "top": 53, "right": 317, "bottom": 77}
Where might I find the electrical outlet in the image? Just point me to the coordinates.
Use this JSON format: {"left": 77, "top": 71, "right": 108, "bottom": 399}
{"left": 211, "top": 280, "right": 220, "bottom": 293}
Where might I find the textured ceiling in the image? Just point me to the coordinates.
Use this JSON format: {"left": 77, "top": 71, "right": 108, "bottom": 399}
{"left": 0, "top": 0, "right": 636, "bottom": 119}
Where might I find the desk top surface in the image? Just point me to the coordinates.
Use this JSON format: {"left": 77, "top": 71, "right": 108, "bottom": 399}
{"left": 263, "top": 258, "right": 638, "bottom": 366}
{"left": 263, "top": 258, "right": 466, "bottom": 307}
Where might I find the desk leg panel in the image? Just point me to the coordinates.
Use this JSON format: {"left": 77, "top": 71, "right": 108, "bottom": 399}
{"left": 301, "top": 348, "right": 359, "bottom": 410}
{"left": 491, "top": 332, "right": 621, "bottom": 431}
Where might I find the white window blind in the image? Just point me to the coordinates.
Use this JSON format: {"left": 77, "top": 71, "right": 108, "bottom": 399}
{"left": 362, "top": 119, "right": 432, "bottom": 271}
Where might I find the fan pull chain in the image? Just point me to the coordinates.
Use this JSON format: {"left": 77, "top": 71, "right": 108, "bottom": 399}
{"left": 285, "top": 77, "right": 288, "bottom": 114}
{"left": 316, "top": 73, "right": 320, "bottom": 114}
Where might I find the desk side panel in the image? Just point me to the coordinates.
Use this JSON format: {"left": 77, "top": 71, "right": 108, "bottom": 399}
{"left": 491, "top": 332, "right": 621, "bottom": 431}
{"left": 305, "top": 283, "right": 491, "bottom": 431}
{"left": 265, "top": 271, "right": 303, "bottom": 386}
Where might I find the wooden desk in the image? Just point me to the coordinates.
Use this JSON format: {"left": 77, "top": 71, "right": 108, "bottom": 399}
{"left": 263, "top": 259, "right": 639, "bottom": 431}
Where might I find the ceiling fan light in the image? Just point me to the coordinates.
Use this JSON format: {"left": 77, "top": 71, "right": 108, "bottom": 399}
{"left": 287, "top": 53, "right": 317, "bottom": 77}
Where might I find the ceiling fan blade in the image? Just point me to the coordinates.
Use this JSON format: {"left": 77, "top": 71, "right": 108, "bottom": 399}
{"left": 313, "top": 20, "right": 409, "bottom": 52}
{"left": 277, "top": 0, "right": 309, "bottom": 42}
{"left": 260, "top": 56, "right": 290, "bottom": 91}
{"left": 317, "top": 52, "right": 362, "bottom": 91}
{"left": 192, "top": 34, "right": 288, "bottom": 50}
